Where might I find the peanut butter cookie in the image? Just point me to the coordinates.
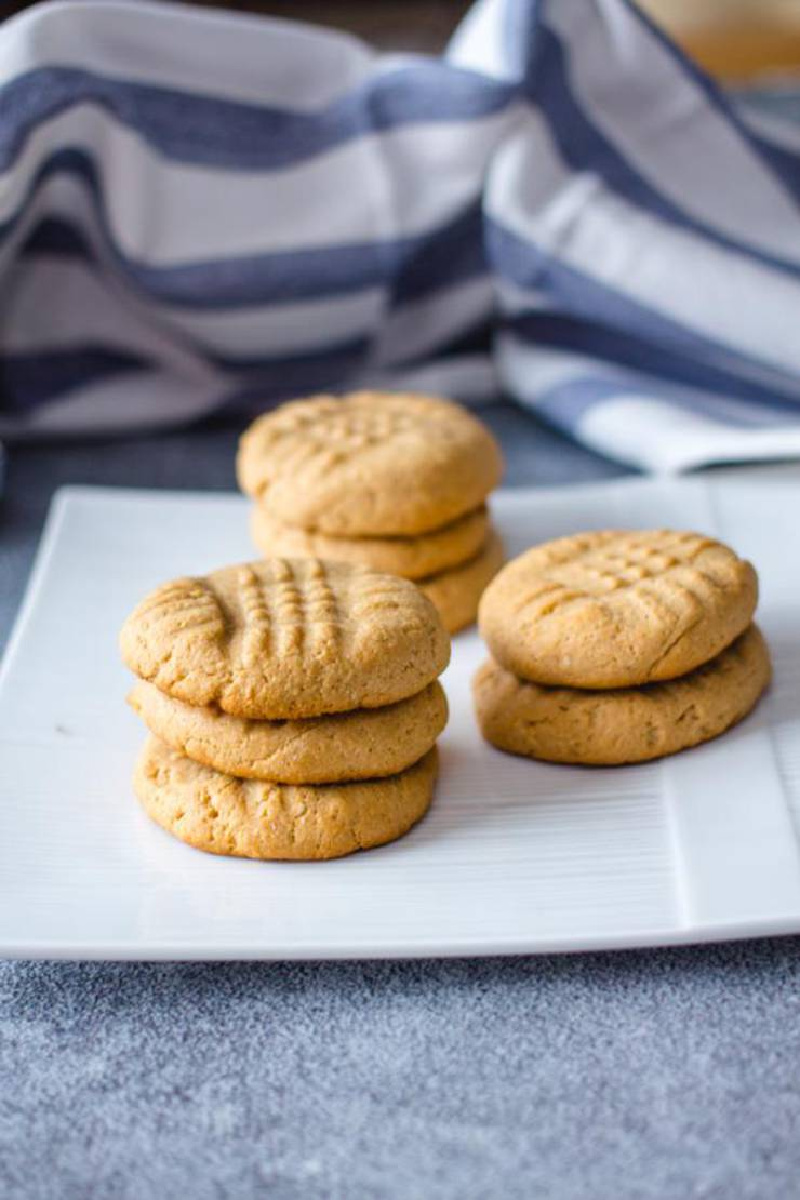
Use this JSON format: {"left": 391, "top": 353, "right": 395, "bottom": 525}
{"left": 237, "top": 391, "right": 503, "bottom": 536}
{"left": 135, "top": 735, "right": 438, "bottom": 860}
{"left": 479, "top": 530, "right": 758, "bottom": 689}
{"left": 120, "top": 558, "right": 450, "bottom": 719}
{"left": 129, "top": 679, "right": 447, "bottom": 783}
{"left": 250, "top": 503, "right": 489, "bottom": 581}
{"left": 419, "top": 529, "right": 505, "bottom": 634}
{"left": 473, "top": 625, "right": 770, "bottom": 765}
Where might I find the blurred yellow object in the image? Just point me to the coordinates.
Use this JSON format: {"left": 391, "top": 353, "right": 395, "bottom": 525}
{"left": 638, "top": 0, "right": 800, "bottom": 82}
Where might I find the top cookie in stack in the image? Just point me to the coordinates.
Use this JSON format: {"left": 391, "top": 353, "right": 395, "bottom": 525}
{"left": 474, "top": 530, "right": 770, "bottom": 765}
{"left": 238, "top": 390, "right": 505, "bottom": 633}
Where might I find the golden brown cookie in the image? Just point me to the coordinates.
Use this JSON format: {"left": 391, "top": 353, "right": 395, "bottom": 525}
{"left": 135, "top": 735, "right": 438, "bottom": 860}
{"left": 237, "top": 391, "right": 503, "bottom": 536}
{"left": 473, "top": 625, "right": 771, "bottom": 765}
{"left": 120, "top": 558, "right": 450, "bottom": 719}
{"left": 128, "top": 679, "right": 448, "bottom": 783}
{"left": 250, "top": 503, "right": 490, "bottom": 581}
{"left": 419, "top": 529, "right": 505, "bottom": 634}
{"left": 479, "top": 530, "right": 758, "bottom": 689}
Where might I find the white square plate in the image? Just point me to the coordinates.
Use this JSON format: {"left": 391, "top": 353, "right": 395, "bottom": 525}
{"left": 2, "top": 477, "right": 800, "bottom": 959}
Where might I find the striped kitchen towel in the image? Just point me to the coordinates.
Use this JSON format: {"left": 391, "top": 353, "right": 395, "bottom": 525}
{"left": 1, "top": 0, "right": 799, "bottom": 471}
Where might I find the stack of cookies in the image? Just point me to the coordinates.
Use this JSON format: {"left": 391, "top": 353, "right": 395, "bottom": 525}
{"left": 473, "top": 530, "right": 771, "bottom": 765}
{"left": 237, "top": 390, "right": 505, "bottom": 633}
{"left": 120, "top": 558, "right": 450, "bottom": 860}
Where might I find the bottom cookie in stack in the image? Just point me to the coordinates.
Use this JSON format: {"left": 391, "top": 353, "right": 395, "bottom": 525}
{"left": 474, "top": 529, "right": 770, "bottom": 765}
{"left": 120, "top": 557, "right": 450, "bottom": 860}
{"left": 415, "top": 530, "right": 506, "bottom": 638}
{"left": 473, "top": 627, "right": 771, "bottom": 765}
{"left": 135, "top": 736, "right": 440, "bottom": 861}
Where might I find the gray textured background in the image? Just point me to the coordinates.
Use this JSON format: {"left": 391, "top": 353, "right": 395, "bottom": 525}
{"left": 2, "top": 404, "right": 799, "bottom": 1200}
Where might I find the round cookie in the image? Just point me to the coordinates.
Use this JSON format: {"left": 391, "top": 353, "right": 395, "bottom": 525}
{"left": 419, "top": 529, "right": 505, "bottom": 634}
{"left": 473, "top": 625, "right": 771, "bottom": 766}
{"left": 479, "top": 530, "right": 758, "bottom": 689}
{"left": 135, "top": 735, "right": 438, "bottom": 860}
{"left": 129, "top": 679, "right": 448, "bottom": 783}
{"left": 250, "top": 503, "right": 490, "bottom": 581}
{"left": 120, "top": 558, "right": 450, "bottom": 719}
{"left": 237, "top": 391, "right": 504, "bottom": 536}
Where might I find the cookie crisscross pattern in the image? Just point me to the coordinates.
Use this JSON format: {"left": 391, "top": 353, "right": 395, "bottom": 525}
{"left": 511, "top": 532, "right": 739, "bottom": 630}
{"left": 260, "top": 398, "right": 419, "bottom": 456}
{"left": 480, "top": 530, "right": 758, "bottom": 689}
{"left": 237, "top": 559, "right": 341, "bottom": 665}
{"left": 237, "top": 391, "right": 503, "bottom": 537}
{"left": 121, "top": 556, "right": 449, "bottom": 718}
{"left": 133, "top": 578, "right": 225, "bottom": 639}
{"left": 243, "top": 396, "right": 433, "bottom": 493}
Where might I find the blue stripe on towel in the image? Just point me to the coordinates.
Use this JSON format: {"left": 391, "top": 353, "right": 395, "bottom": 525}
{"left": 527, "top": 24, "right": 800, "bottom": 283}
{"left": 617, "top": 0, "right": 800, "bottom": 197}
{"left": 505, "top": 311, "right": 800, "bottom": 412}
{"left": 0, "top": 64, "right": 512, "bottom": 173}
{"left": 1, "top": 0, "right": 799, "bottom": 466}
{"left": 488, "top": 220, "right": 800, "bottom": 397}
{"left": 0, "top": 347, "right": 149, "bottom": 411}
{"left": 509, "top": 368, "right": 800, "bottom": 432}
{"left": 11, "top": 159, "right": 487, "bottom": 308}
{"left": 0, "top": 333, "right": 377, "bottom": 413}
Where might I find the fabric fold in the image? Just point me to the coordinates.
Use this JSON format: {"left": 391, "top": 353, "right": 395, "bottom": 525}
{"left": 0, "top": 0, "right": 799, "bottom": 470}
